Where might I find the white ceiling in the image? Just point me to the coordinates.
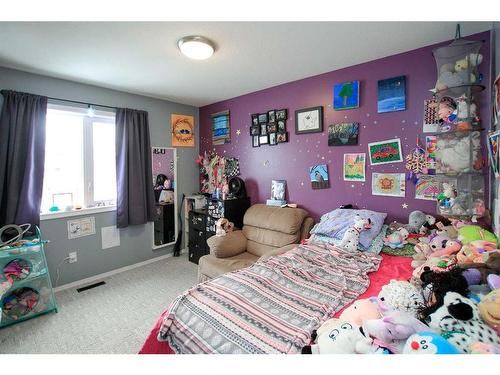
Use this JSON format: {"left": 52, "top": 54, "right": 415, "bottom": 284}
{"left": 0, "top": 22, "right": 492, "bottom": 107}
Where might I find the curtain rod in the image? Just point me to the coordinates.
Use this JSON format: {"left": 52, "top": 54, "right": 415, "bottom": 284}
{"left": 46, "top": 96, "right": 117, "bottom": 111}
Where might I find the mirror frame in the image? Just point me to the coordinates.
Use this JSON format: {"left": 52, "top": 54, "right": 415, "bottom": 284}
{"left": 151, "top": 146, "right": 178, "bottom": 250}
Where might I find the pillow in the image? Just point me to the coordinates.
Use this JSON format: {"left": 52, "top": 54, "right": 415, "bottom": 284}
{"left": 310, "top": 208, "right": 387, "bottom": 248}
{"left": 309, "top": 225, "right": 388, "bottom": 254}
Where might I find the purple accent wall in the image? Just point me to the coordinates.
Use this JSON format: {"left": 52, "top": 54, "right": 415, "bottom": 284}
{"left": 200, "top": 32, "right": 491, "bottom": 223}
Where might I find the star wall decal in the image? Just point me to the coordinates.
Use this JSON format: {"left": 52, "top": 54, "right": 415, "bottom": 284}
{"left": 402, "top": 203, "right": 408, "bottom": 209}
{"left": 236, "top": 129, "right": 241, "bottom": 135}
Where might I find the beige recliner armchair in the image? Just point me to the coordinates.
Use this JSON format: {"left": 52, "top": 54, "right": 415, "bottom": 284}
{"left": 197, "top": 204, "right": 314, "bottom": 283}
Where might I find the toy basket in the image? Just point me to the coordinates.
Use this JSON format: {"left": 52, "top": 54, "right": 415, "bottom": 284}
{"left": 432, "top": 27, "right": 483, "bottom": 97}
{"left": 436, "top": 174, "right": 485, "bottom": 217}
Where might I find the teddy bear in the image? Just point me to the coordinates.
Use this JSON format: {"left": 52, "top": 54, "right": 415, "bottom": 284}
{"left": 301, "top": 319, "right": 383, "bottom": 354}
{"left": 434, "top": 53, "right": 483, "bottom": 92}
{"left": 426, "top": 292, "right": 500, "bottom": 353}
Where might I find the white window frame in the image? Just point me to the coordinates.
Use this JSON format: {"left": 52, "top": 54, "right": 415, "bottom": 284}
{"left": 41, "top": 102, "right": 116, "bottom": 219}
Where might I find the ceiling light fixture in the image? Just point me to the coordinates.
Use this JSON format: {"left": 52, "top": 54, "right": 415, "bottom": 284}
{"left": 177, "top": 36, "right": 215, "bottom": 60}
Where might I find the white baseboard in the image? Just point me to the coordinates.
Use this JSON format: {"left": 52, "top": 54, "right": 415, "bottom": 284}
{"left": 54, "top": 248, "right": 187, "bottom": 293}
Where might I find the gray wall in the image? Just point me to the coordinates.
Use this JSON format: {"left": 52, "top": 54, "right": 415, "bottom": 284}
{"left": 0, "top": 66, "right": 199, "bottom": 286}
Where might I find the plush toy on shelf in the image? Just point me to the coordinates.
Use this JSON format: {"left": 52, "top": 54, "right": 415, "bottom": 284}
{"left": 433, "top": 53, "right": 483, "bottom": 92}
{"left": 301, "top": 319, "right": 384, "bottom": 354}
{"left": 338, "top": 214, "right": 372, "bottom": 252}
{"left": 402, "top": 332, "right": 460, "bottom": 354}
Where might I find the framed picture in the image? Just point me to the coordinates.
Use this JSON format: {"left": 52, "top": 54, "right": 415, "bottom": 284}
{"left": 260, "top": 124, "right": 268, "bottom": 136}
{"left": 333, "top": 80, "right": 360, "bottom": 110}
{"left": 276, "top": 109, "right": 288, "bottom": 120}
{"left": 251, "top": 114, "right": 259, "bottom": 126}
{"left": 277, "top": 132, "right": 288, "bottom": 143}
{"left": 252, "top": 135, "right": 260, "bottom": 148}
{"left": 250, "top": 125, "right": 260, "bottom": 136}
{"left": 269, "top": 132, "right": 277, "bottom": 145}
{"left": 268, "top": 110, "right": 276, "bottom": 123}
{"left": 368, "top": 138, "right": 403, "bottom": 165}
{"left": 259, "top": 135, "right": 268, "bottom": 145}
{"left": 372, "top": 173, "right": 406, "bottom": 197}
{"left": 378, "top": 76, "right": 406, "bottom": 113}
{"left": 277, "top": 119, "right": 286, "bottom": 132}
{"left": 328, "top": 123, "right": 359, "bottom": 146}
{"left": 211, "top": 110, "right": 230, "bottom": 145}
{"left": 271, "top": 180, "right": 286, "bottom": 200}
{"left": 343, "top": 153, "right": 366, "bottom": 182}
{"left": 295, "top": 106, "right": 323, "bottom": 134}
{"left": 415, "top": 175, "right": 439, "bottom": 200}
{"left": 309, "top": 164, "right": 329, "bottom": 189}
{"left": 171, "top": 114, "right": 195, "bottom": 147}
{"left": 258, "top": 113, "right": 268, "bottom": 124}
{"left": 268, "top": 123, "right": 277, "bottom": 133}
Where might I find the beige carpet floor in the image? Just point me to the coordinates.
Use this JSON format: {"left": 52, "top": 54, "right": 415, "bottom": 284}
{"left": 0, "top": 253, "right": 198, "bottom": 354}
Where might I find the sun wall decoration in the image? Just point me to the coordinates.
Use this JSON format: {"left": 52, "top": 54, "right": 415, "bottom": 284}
{"left": 171, "top": 114, "right": 195, "bottom": 147}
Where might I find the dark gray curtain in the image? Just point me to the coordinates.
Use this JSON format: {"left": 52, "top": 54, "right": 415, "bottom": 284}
{"left": 115, "top": 108, "right": 155, "bottom": 228}
{"left": 0, "top": 90, "right": 48, "bottom": 229}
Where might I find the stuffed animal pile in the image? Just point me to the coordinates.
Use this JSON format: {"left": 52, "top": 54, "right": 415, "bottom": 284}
{"left": 302, "top": 210, "right": 500, "bottom": 354}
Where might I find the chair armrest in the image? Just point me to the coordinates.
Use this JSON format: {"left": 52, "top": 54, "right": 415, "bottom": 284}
{"left": 258, "top": 243, "right": 298, "bottom": 262}
{"left": 206, "top": 230, "right": 248, "bottom": 258}
{"left": 300, "top": 217, "right": 315, "bottom": 241}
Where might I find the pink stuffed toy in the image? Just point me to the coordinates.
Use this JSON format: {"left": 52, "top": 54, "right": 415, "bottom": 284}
{"left": 456, "top": 240, "right": 499, "bottom": 264}
{"left": 363, "top": 303, "right": 431, "bottom": 354}
{"left": 339, "top": 298, "right": 381, "bottom": 326}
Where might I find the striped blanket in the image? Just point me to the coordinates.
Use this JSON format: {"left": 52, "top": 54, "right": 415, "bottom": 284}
{"left": 158, "top": 242, "right": 381, "bottom": 353}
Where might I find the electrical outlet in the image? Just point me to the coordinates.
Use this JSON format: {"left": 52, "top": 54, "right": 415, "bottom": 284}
{"left": 68, "top": 251, "right": 77, "bottom": 263}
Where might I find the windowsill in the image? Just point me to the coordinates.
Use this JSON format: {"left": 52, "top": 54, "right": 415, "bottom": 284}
{"left": 40, "top": 206, "right": 116, "bottom": 221}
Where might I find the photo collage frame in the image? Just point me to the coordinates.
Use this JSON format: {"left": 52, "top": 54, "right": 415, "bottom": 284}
{"left": 251, "top": 109, "right": 289, "bottom": 147}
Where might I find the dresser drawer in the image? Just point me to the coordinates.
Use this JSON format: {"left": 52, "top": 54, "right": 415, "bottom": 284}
{"left": 189, "top": 211, "right": 206, "bottom": 231}
{"left": 189, "top": 229, "right": 207, "bottom": 247}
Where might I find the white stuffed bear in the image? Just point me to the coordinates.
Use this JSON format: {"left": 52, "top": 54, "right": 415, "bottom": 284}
{"left": 302, "top": 319, "right": 383, "bottom": 354}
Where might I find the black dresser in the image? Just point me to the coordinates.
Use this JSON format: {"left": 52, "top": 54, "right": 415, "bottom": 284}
{"left": 188, "top": 197, "right": 250, "bottom": 264}
{"left": 154, "top": 203, "right": 175, "bottom": 246}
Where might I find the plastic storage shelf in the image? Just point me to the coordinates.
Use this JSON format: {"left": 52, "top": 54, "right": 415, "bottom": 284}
{"left": 0, "top": 228, "right": 57, "bottom": 329}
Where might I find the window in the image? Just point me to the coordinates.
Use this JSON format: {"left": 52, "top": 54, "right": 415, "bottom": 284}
{"left": 41, "top": 103, "right": 116, "bottom": 213}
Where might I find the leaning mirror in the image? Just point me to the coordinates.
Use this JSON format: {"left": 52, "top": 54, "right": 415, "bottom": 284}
{"left": 151, "top": 147, "right": 177, "bottom": 249}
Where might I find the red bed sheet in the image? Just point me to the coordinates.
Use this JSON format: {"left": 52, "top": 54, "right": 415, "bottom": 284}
{"left": 138, "top": 253, "right": 413, "bottom": 354}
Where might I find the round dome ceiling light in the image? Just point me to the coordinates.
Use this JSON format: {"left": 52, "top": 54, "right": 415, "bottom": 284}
{"left": 177, "top": 36, "right": 215, "bottom": 60}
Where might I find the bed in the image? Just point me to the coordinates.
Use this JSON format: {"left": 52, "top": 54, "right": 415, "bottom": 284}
{"left": 139, "top": 243, "right": 413, "bottom": 354}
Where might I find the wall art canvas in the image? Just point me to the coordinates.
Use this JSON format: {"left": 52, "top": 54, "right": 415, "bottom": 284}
{"left": 211, "top": 110, "right": 230, "bottom": 145}
{"left": 371, "top": 173, "right": 406, "bottom": 197}
{"left": 309, "top": 164, "right": 329, "bottom": 189}
{"left": 295, "top": 106, "right": 323, "bottom": 134}
{"left": 415, "top": 175, "right": 439, "bottom": 200}
{"left": 328, "top": 122, "right": 359, "bottom": 146}
{"left": 343, "top": 153, "right": 366, "bottom": 182}
{"left": 333, "top": 80, "right": 360, "bottom": 110}
{"left": 171, "top": 114, "right": 195, "bottom": 147}
{"left": 423, "top": 99, "right": 440, "bottom": 133}
{"left": 377, "top": 76, "right": 406, "bottom": 113}
{"left": 368, "top": 138, "right": 403, "bottom": 165}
